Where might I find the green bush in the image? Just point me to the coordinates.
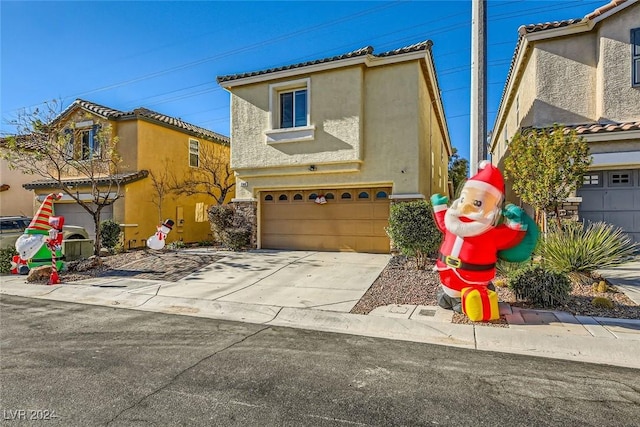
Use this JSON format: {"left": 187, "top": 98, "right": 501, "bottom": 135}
{"left": 508, "top": 266, "right": 571, "bottom": 307}
{"left": 385, "top": 200, "right": 440, "bottom": 269}
{"left": 100, "top": 219, "right": 122, "bottom": 251}
{"left": 0, "top": 247, "right": 18, "bottom": 274}
{"left": 208, "top": 205, "right": 251, "bottom": 251}
{"left": 539, "top": 221, "right": 638, "bottom": 276}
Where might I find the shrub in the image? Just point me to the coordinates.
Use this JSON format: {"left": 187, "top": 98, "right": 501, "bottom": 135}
{"left": 591, "top": 296, "right": 614, "bottom": 309}
{"left": 100, "top": 219, "right": 122, "bottom": 251}
{"left": 167, "top": 240, "right": 186, "bottom": 250}
{"left": 508, "top": 266, "right": 571, "bottom": 307}
{"left": 208, "top": 205, "right": 251, "bottom": 251}
{"left": 385, "top": 200, "right": 441, "bottom": 269}
{"left": 538, "top": 221, "right": 638, "bottom": 282}
{"left": 0, "top": 247, "right": 18, "bottom": 274}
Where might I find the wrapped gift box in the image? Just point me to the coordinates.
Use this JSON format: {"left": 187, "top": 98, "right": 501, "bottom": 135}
{"left": 461, "top": 286, "right": 500, "bottom": 322}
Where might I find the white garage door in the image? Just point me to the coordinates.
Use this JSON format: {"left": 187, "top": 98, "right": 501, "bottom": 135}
{"left": 54, "top": 203, "right": 113, "bottom": 240}
{"left": 577, "top": 169, "right": 640, "bottom": 243}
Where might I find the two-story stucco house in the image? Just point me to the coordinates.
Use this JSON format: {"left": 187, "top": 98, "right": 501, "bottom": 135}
{"left": 217, "top": 41, "right": 452, "bottom": 254}
{"left": 489, "top": 0, "right": 640, "bottom": 242}
{"left": 18, "top": 99, "right": 232, "bottom": 247}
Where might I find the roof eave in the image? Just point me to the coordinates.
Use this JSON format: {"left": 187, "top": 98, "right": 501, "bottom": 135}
{"left": 219, "top": 49, "right": 431, "bottom": 88}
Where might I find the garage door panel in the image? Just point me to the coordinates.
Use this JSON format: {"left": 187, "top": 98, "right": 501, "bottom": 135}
{"left": 606, "top": 190, "right": 635, "bottom": 210}
{"left": 54, "top": 203, "right": 113, "bottom": 240}
{"left": 261, "top": 187, "right": 390, "bottom": 253}
{"left": 578, "top": 169, "right": 639, "bottom": 244}
{"left": 579, "top": 191, "right": 604, "bottom": 210}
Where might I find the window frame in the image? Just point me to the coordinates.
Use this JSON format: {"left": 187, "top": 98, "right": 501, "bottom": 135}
{"left": 189, "top": 138, "right": 199, "bottom": 168}
{"left": 632, "top": 28, "right": 640, "bottom": 87}
{"left": 266, "top": 78, "right": 315, "bottom": 144}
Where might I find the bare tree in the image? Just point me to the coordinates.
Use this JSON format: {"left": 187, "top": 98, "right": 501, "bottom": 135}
{"left": 1, "top": 99, "right": 126, "bottom": 256}
{"left": 148, "top": 158, "right": 175, "bottom": 224}
{"left": 170, "top": 141, "right": 234, "bottom": 205}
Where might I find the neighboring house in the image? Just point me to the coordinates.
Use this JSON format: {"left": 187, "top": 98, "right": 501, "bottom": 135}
{"left": 489, "top": 0, "right": 640, "bottom": 242}
{"left": 217, "top": 40, "right": 452, "bottom": 253}
{"left": 17, "top": 99, "right": 231, "bottom": 247}
{"left": 0, "top": 158, "right": 36, "bottom": 216}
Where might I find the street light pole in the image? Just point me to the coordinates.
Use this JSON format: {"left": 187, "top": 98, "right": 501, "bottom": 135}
{"left": 470, "top": 0, "right": 487, "bottom": 176}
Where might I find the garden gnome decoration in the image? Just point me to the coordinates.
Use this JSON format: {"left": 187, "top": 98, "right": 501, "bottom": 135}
{"left": 146, "top": 218, "right": 174, "bottom": 250}
{"left": 15, "top": 193, "right": 65, "bottom": 275}
{"left": 430, "top": 161, "right": 534, "bottom": 321}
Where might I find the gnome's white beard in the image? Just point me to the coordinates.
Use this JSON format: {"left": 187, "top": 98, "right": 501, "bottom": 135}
{"left": 444, "top": 199, "right": 496, "bottom": 237}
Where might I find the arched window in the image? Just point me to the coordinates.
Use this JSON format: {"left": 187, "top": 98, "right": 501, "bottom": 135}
{"left": 375, "top": 191, "right": 388, "bottom": 199}
{"left": 358, "top": 191, "right": 369, "bottom": 199}
{"left": 325, "top": 193, "right": 335, "bottom": 200}
{"left": 341, "top": 192, "right": 352, "bottom": 200}
{"left": 308, "top": 193, "right": 318, "bottom": 200}
{"left": 293, "top": 193, "right": 303, "bottom": 201}
{"left": 278, "top": 194, "right": 288, "bottom": 201}
{"left": 264, "top": 194, "right": 273, "bottom": 201}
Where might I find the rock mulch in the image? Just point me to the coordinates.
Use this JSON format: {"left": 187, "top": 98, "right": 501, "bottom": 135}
{"left": 350, "top": 255, "right": 640, "bottom": 322}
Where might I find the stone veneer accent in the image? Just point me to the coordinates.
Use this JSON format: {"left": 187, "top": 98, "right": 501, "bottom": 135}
{"left": 232, "top": 199, "right": 258, "bottom": 249}
{"left": 546, "top": 197, "right": 582, "bottom": 223}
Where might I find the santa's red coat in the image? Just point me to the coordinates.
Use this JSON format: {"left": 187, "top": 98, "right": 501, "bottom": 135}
{"left": 433, "top": 207, "right": 524, "bottom": 294}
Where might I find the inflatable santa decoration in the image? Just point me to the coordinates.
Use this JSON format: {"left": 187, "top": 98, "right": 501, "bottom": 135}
{"left": 430, "top": 161, "right": 536, "bottom": 321}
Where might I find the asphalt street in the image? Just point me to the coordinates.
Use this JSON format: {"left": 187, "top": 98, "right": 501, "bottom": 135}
{"left": 1, "top": 295, "right": 639, "bottom": 426}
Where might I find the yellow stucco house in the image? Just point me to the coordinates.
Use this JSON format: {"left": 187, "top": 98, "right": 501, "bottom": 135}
{"left": 217, "top": 40, "right": 452, "bottom": 253}
{"left": 21, "top": 99, "right": 232, "bottom": 248}
{"left": 489, "top": 0, "right": 640, "bottom": 242}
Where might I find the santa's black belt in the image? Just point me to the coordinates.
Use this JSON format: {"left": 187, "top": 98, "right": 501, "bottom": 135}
{"left": 437, "top": 252, "right": 495, "bottom": 271}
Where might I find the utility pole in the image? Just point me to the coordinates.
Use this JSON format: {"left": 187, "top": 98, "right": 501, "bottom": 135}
{"left": 470, "top": 0, "right": 487, "bottom": 176}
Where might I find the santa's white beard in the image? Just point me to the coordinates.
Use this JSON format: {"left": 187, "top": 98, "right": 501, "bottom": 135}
{"left": 444, "top": 200, "right": 495, "bottom": 237}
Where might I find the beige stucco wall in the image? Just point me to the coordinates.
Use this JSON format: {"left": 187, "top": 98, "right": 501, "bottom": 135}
{"left": 230, "top": 66, "right": 364, "bottom": 171}
{"left": 534, "top": 32, "right": 597, "bottom": 126}
{"left": 230, "top": 59, "right": 449, "bottom": 200}
{"left": 0, "top": 158, "right": 37, "bottom": 216}
{"left": 597, "top": 4, "right": 640, "bottom": 122}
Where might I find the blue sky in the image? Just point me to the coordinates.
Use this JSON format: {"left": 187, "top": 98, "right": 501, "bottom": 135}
{"left": 1, "top": 0, "right": 608, "bottom": 163}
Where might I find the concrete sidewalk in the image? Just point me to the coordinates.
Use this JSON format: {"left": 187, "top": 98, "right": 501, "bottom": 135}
{"left": 1, "top": 250, "right": 639, "bottom": 370}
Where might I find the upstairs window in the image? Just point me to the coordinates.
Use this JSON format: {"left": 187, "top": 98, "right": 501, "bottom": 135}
{"left": 632, "top": 28, "right": 640, "bottom": 87}
{"left": 66, "top": 123, "right": 101, "bottom": 160}
{"left": 269, "top": 78, "right": 310, "bottom": 130}
{"left": 280, "top": 89, "right": 307, "bottom": 128}
{"left": 189, "top": 139, "right": 199, "bottom": 167}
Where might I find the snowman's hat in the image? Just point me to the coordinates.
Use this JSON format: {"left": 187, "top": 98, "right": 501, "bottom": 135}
{"left": 26, "top": 193, "right": 63, "bottom": 235}
{"left": 162, "top": 219, "right": 174, "bottom": 230}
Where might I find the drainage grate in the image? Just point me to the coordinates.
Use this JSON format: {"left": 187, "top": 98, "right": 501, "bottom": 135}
{"left": 419, "top": 309, "right": 436, "bottom": 317}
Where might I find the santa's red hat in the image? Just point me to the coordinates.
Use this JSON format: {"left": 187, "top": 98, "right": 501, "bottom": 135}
{"left": 26, "top": 193, "right": 63, "bottom": 235}
{"left": 465, "top": 161, "right": 505, "bottom": 199}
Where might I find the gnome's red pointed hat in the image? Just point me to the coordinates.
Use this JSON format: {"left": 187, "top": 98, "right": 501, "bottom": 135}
{"left": 464, "top": 160, "right": 505, "bottom": 200}
{"left": 26, "top": 193, "right": 63, "bottom": 235}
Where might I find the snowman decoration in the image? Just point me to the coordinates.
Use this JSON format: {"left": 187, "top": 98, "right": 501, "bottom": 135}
{"left": 146, "top": 219, "right": 174, "bottom": 250}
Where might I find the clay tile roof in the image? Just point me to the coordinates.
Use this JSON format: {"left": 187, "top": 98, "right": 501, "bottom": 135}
{"left": 71, "top": 99, "right": 229, "bottom": 144}
{"left": 520, "top": 0, "right": 632, "bottom": 35}
{"left": 565, "top": 121, "right": 640, "bottom": 135}
{"left": 131, "top": 107, "right": 230, "bottom": 144}
{"left": 23, "top": 170, "right": 150, "bottom": 190}
{"left": 217, "top": 46, "right": 373, "bottom": 84}
{"left": 217, "top": 40, "right": 432, "bottom": 84}
{"left": 374, "top": 40, "right": 433, "bottom": 57}
{"left": 73, "top": 99, "right": 126, "bottom": 118}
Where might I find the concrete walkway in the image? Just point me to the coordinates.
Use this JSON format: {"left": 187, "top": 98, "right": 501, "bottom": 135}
{"left": 1, "top": 250, "right": 639, "bottom": 370}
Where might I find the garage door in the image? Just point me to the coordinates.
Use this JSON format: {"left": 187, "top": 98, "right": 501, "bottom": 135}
{"left": 54, "top": 202, "right": 113, "bottom": 240}
{"left": 261, "top": 188, "right": 391, "bottom": 253}
{"left": 577, "top": 169, "right": 640, "bottom": 243}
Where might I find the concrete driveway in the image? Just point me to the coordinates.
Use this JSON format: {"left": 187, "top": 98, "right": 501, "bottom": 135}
{"left": 130, "top": 250, "right": 391, "bottom": 312}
